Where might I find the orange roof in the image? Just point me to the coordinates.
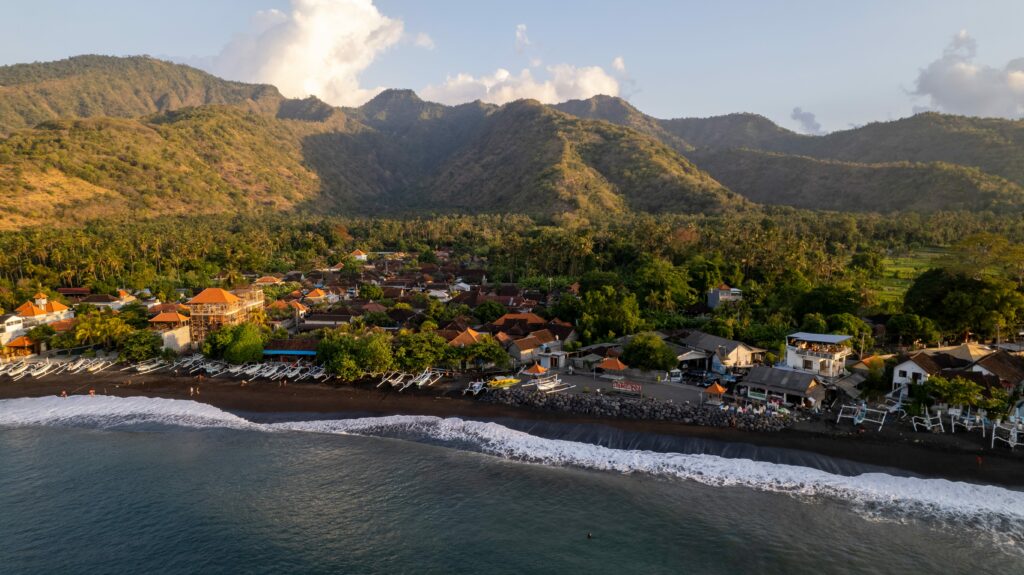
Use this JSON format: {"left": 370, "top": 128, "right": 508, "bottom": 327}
{"left": 254, "top": 276, "right": 282, "bottom": 284}
{"left": 5, "top": 336, "right": 33, "bottom": 348}
{"left": 493, "top": 313, "right": 546, "bottom": 327}
{"left": 448, "top": 328, "right": 483, "bottom": 347}
{"left": 117, "top": 289, "right": 131, "bottom": 299}
{"left": 189, "top": 288, "right": 240, "bottom": 305}
{"left": 46, "top": 300, "right": 69, "bottom": 313}
{"left": 268, "top": 299, "right": 289, "bottom": 310}
{"left": 306, "top": 288, "right": 327, "bottom": 298}
{"left": 598, "top": 357, "right": 628, "bottom": 371}
{"left": 350, "top": 249, "right": 367, "bottom": 256}
{"left": 15, "top": 301, "right": 45, "bottom": 317}
{"left": 33, "top": 292, "right": 48, "bottom": 299}
{"left": 706, "top": 382, "right": 727, "bottom": 395}
{"left": 49, "top": 319, "right": 76, "bottom": 332}
{"left": 149, "top": 312, "right": 189, "bottom": 323}
{"left": 523, "top": 363, "right": 548, "bottom": 375}
{"left": 495, "top": 332, "right": 512, "bottom": 344}
{"left": 288, "top": 301, "right": 309, "bottom": 312}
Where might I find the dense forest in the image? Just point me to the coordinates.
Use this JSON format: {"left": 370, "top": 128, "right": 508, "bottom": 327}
{"left": 2, "top": 210, "right": 1023, "bottom": 360}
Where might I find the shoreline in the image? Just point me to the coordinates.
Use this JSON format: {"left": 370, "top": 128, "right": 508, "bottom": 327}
{"left": 2, "top": 370, "right": 1023, "bottom": 487}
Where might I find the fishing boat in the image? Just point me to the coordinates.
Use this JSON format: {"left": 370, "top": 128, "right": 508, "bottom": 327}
{"left": 463, "top": 380, "right": 487, "bottom": 396}
{"left": 487, "top": 375, "right": 520, "bottom": 389}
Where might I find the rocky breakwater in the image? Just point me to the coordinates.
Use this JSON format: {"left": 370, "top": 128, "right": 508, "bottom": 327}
{"left": 481, "top": 389, "right": 791, "bottom": 432}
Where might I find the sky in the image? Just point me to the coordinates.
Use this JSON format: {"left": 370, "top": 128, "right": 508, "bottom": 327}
{"left": 2, "top": 0, "right": 1023, "bottom": 133}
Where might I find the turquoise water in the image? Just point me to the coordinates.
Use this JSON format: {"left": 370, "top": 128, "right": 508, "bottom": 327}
{"left": 1, "top": 396, "right": 1023, "bottom": 574}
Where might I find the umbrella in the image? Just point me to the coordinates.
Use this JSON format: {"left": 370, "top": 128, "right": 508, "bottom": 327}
{"left": 706, "top": 382, "right": 727, "bottom": 395}
{"left": 597, "top": 357, "right": 627, "bottom": 371}
{"left": 523, "top": 363, "right": 548, "bottom": 375}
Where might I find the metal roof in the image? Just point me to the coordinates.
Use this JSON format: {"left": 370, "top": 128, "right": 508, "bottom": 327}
{"left": 787, "top": 332, "right": 852, "bottom": 344}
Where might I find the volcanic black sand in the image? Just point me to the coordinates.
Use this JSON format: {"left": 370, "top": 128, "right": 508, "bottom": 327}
{"left": 2, "top": 370, "right": 1022, "bottom": 487}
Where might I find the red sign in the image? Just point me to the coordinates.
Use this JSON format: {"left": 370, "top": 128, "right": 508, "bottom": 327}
{"left": 613, "top": 381, "right": 643, "bottom": 395}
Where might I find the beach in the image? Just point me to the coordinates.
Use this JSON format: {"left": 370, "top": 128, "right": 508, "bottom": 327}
{"left": 2, "top": 369, "right": 1022, "bottom": 487}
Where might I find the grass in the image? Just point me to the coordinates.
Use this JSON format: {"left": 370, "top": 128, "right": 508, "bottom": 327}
{"left": 874, "top": 246, "right": 947, "bottom": 305}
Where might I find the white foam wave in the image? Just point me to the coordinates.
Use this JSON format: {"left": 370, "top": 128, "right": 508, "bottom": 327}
{"left": 3, "top": 397, "right": 1023, "bottom": 546}
{"left": 0, "top": 395, "right": 259, "bottom": 431}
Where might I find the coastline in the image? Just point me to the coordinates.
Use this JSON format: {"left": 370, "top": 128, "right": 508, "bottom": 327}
{"left": 2, "top": 370, "right": 1022, "bottom": 488}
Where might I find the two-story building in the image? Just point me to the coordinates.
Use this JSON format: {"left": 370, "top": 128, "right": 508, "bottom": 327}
{"left": 15, "top": 293, "right": 74, "bottom": 328}
{"left": 707, "top": 284, "right": 743, "bottom": 309}
{"left": 785, "top": 332, "right": 852, "bottom": 379}
{"left": 187, "top": 287, "right": 264, "bottom": 345}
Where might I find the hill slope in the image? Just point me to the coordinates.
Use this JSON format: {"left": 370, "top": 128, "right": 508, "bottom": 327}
{"left": 556, "top": 95, "right": 1024, "bottom": 211}
{"left": 0, "top": 55, "right": 288, "bottom": 134}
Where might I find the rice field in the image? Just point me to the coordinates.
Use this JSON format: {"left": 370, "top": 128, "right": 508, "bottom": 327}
{"left": 874, "top": 246, "right": 947, "bottom": 305}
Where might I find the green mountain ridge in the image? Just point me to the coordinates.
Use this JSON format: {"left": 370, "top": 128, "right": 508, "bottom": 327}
{"left": 3, "top": 55, "right": 1024, "bottom": 229}
{"left": 0, "top": 57, "right": 741, "bottom": 229}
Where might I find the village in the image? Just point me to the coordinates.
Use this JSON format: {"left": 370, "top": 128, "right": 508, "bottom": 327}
{"left": 2, "top": 247, "right": 1024, "bottom": 450}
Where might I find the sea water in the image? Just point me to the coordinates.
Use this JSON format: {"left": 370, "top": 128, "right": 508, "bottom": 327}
{"left": 1, "top": 396, "right": 1023, "bottom": 574}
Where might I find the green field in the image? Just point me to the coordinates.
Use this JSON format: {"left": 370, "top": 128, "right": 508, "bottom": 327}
{"left": 874, "top": 247, "right": 947, "bottom": 305}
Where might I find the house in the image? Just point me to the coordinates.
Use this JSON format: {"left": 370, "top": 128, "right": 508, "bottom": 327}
{"left": 742, "top": 366, "right": 825, "bottom": 407}
{"left": 707, "top": 284, "right": 743, "bottom": 309}
{"left": 80, "top": 289, "right": 136, "bottom": 311}
{"left": 187, "top": 287, "right": 264, "bottom": 344}
{"left": 0, "top": 313, "right": 26, "bottom": 345}
{"left": 969, "top": 350, "right": 1024, "bottom": 391}
{"left": 300, "top": 314, "right": 352, "bottom": 331}
{"left": 785, "top": 332, "right": 852, "bottom": 379}
{"left": 15, "top": 293, "right": 74, "bottom": 327}
{"left": 445, "top": 328, "right": 486, "bottom": 348}
{"left": 509, "top": 335, "right": 544, "bottom": 363}
{"left": 350, "top": 249, "right": 369, "bottom": 262}
{"left": 56, "top": 287, "right": 91, "bottom": 304}
{"left": 675, "top": 330, "right": 765, "bottom": 370}
{"left": 149, "top": 312, "right": 191, "bottom": 353}
{"left": 2, "top": 335, "right": 35, "bottom": 359}
{"left": 304, "top": 288, "right": 329, "bottom": 304}
{"left": 253, "top": 276, "right": 283, "bottom": 286}
{"left": 890, "top": 343, "right": 997, "bottom": 392}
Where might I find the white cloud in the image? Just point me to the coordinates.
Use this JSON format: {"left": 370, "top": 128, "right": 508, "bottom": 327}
{"left": 515, "top": 24, "right": 531, "bottom": 53}
{"left": 199, "top": 0, "right": 404, "bottom": 107}
{"left": 421, "top": 64, "right": 620, "bottom": 105}
{"left": 790, "top": 107, "right": 824, "bottom": 135}
{"left": 413, "top": 32, "right": 435, "bottom": 50}
{"left": 612, "top": 56, "right": 626, "bottom": 72}
{"left": 912, "top": 30, "right": 1024, "bottom": 118}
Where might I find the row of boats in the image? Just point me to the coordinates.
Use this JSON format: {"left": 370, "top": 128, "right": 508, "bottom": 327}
{"left": 170, "top": 354, "right": 331, "bottom": 382}
{"left": 376, "top": 369, "right": 448, "bottom": 392}
{"left": 0, "top": 357, "right": 116, "bottom": 382}
{"left": 462, "top": 373, "right": 575, "bottom": 396}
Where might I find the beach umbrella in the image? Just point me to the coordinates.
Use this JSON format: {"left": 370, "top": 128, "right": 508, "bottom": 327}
{"left": 523, "top": 362, "right": 548, "bottom": 376}
{"left": 597, "top": 356, "right": 627, "bottom": 371}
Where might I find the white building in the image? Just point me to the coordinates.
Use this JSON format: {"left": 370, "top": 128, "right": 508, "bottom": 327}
{"left": 707, "top": 284, "right": 743, "bottom": 309}
{"left": 0, "top": 314, "right": 26, "bottom": 345}
{"left": 785, "top": 332, "right": 852, "bottom": 379}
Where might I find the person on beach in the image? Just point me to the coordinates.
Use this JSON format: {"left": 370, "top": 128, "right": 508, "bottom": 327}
{"left": 189, "top": 387, "right": 194, "bottom": 397}
{"left": 60, "top": 390, "right": 67, "bottom": 398}
{"left": 195, "top": 386, "right": 200, "bottom": 396}
{"left": 88, "top": 389, "right": 95, "bottom": 396}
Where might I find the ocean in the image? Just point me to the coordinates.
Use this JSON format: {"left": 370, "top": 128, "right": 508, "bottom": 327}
{"left": 1, "top": 396, "right": 1023, "bottom": 574}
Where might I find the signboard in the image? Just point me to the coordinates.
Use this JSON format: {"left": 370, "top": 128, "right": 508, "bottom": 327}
{"left": 613, "top": 381, "right": 643, "bottom": 395}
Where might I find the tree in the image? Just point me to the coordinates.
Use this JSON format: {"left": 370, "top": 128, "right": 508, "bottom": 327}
{"left": 621, "top": 332, "right": 677, "bottom": 371}
{"left": 119, "top": 330, "right": 163, "bottom": 362}
{"left": 799, "top": 313, "right": 828, "bottom": 334}
{"left": 473, "top": 300, "right": 507, "bottom": 324}
{"left": 223, "top": 323, "right": 266, "bottom": 364}
{"left": 796, "top": 286, "right": 860, "bottom": 318}
{"left": 632, "top": 256, "right": 696, "bottom": 311}
{"left": 395, "top": 331, "right": 449, "bottom": 371}
{"left": 461, "top": 335, "right": 510, "bottom": 370}
{"left": 926, "top": 375, "right": 984, "bottom": 407}
{"left": 359, "top": 283, "right": 384, "bottom": 300}
{"left": 578, "top": 285, "right": 644, "bottom": 344}
{"left": 26, "top": 324, "right": 56, "bottom": 346}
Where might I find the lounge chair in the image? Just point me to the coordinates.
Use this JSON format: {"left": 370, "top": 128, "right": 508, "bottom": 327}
{"left": 950, "top": 407, "right": 986, "bottom": 437}
{"left": 912, "top": 409, "right": 945, "bottom": 433}
{"left": 991, "top": 419, "right": 1021, "bottom": 450}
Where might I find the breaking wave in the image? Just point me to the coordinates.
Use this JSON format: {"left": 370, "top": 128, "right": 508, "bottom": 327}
{"left": 3, "top": 396, "right": 1023, "bottom": 548}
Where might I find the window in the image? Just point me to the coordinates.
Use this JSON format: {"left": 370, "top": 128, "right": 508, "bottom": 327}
{"left": 898, "top": 370, "right": 907, "bottom": 378}
{"left": 802, "top": 359, "right": 813, "bottom": 370}
{"left": 912, "top": 372, "right": 922, "bottom": 382}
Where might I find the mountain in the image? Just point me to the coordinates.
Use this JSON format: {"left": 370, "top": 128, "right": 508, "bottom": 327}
{"left": 0, "top": 55, "right": 287, "bottom": 135}
{"left": 555, "top": 95, "right": 1024, "bottom": 211}
{"left": 0, "top": 58, "right": 742, "bottom": 229}
{"left": 688, "top": 148, "right": 1024, "bottom": 213}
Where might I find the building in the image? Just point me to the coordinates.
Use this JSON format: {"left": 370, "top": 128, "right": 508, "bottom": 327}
{"left": 149, "top": 312, "right": 191, "bottom": 353}
{"left": 187, "top": 287, "right": 264, "bottom": 344}
{"left": 15, "top": 293, "right": 73, "bottom": 327}
{"left": 743, "top": 366, "right": 825, "bottom": 407}
{"left": 785, "top": 332, "right": 852, "bottom": 379}
{"left": 707, "top": 284, "right": 743, "bottom": 309}
{"left": 80, "top": 289, "right": 137, "bottom": 311}
{"left": 675, "top": 330, "right": 765, "bottom": 370}
{"left": 350, "top": 249, "right": 369, "bottom": 262}
{"left": 0, "top": 313, "right": 26, "bottom": 346}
